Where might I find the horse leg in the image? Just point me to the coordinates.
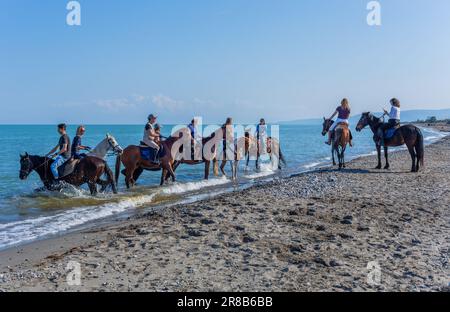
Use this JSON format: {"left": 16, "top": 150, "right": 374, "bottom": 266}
{"left": 342, "top": 146, "right": 346, "bottom": 168}
{"left": 133, "top": 167, "right": 144, "bottom": 183}
{"left": 97, "top": 179, "right": 109, "bottom": 193}
{"left": 331, "top": 146, "right": 336, "bottom": 166}
{"left": 204, "top": 160, "right": 210, "bottom": 180}
{"left": 232, "top": 161, "right": 238, "bottom": 180}
{"left": 167, "top": 161, "right": 180, "bottom": 181}
{"left": 220, "top": 160, "right": 227, "bottom": 176}
{"left": 375, "top": 144, "right": 382, "bottom": 169}
{"left": 407, "top": 145, "right": 416, "bottom": 172}
{"left": 160, "top": 169, "right": 167, "bottom": 186}
{"left": 338, "top": 147, "right": 343, "bottom": 170}
{"left": 125, "top": 167, "right": 134, "bottom": 189}
{"left": 168, "top": 165, "right": 176, "bottom": 183}
{"left": 88, "top": 181, "right": 98, "bottom": 196}
{"left": 384, "top": 147, "right": 390, "bottom": 170}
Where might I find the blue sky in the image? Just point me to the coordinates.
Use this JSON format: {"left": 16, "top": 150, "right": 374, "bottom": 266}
{"left": 1, "top": 0, "right": 450, "bottom": 124}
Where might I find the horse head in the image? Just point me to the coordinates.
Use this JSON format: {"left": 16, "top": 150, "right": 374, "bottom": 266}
{"left": 19, "top": 152, "right": 33, "bottom": 180}
{"left": 356, "top": 112, "right": 371, "bottom": 132}
{"left": 322, "top": 117, "right": 334, "bottom": 136}
{"left": 106, "top": 134, "right": 123, "bottom": 155}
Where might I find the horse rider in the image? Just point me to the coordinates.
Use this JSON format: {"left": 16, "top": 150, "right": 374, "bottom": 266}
{"left": 187, "top": 118, "right": 200, "bottom": 160}
{"left": 255, "top": 118, "right": 267, "bottom": 169}
{"left": 46, "top": 123, "right": 71, "bottom": 179}
{"left": 153, "top": 124, "right": 162, "bottom": 145}
{"left": 71, "top": 125, "right": 91, "bottom": 159}
{"left": 221, "top": 117, "right": 234, "bottom": 159}
{"left": 377, "top": 98, "right": 401, "bottom": 145}
{"left": 142, "top": 114, "right": 159, "bottom": 164}
{"left": 325, "top": 98, "right": 353, "bottom": 147}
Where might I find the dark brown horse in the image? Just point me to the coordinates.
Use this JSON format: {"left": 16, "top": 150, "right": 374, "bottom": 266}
{"left": 115, "top": 135, "right": 183, "bottom": 188}
{"left": 322, "top": 118, "right": 351, "bottom": 169}
{"left": 356, "top": 112, "right": 424, "bottom": 172}
{"left": 19, "top": 153, "right": 117, "bottom": 195}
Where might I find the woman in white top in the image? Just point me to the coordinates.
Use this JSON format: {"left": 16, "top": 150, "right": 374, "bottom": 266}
{"left": 377, "top": 98, "right": 401, "bottom": 143}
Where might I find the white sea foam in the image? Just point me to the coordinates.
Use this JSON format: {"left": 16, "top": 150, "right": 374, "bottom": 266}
{"left": 161, "top": 177, "right": 230, "bottom": 195}
{"left": 0, "top": 194, "right": 156, "bottom": 250}
{"left": 302, "top": 162, "right": 322, "bottom": 169}
{"left": 244, "top": 163, "right": 277, "bottom": 179}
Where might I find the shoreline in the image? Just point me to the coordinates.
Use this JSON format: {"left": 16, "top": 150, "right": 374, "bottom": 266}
{"left": 0, "top": 131, "right": 449, "bottom": 291}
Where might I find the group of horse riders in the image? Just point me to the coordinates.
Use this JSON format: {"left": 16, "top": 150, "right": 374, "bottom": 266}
{"left": 324, "top": 97, "right": 402, "bottom": 147}
{"left": 21, "top": 96, "right": 423, "bottom": 196}
{"left": 45, "top": 115, "right": 271, "bottom": 181}
{"left": 45, "top": 124, "right": 91, "bottom": 180}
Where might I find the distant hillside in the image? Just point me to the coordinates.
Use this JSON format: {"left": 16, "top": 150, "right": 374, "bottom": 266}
{"left": 279, "top": 109, "right": 450, "bottom": 125}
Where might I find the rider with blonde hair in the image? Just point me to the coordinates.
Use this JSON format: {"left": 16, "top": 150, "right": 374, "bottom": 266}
{"left": 71, "top": 125, "right": 91, "bottom": 159}
{"left": 326, "top": 98, "right": 353, "bottom": 146}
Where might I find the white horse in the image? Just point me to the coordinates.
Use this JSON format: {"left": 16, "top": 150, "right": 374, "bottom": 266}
{"left": 88, "top": 134, "right": 123, "bottom": 159}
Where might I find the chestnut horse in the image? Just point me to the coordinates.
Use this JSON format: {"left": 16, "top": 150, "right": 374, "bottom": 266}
{"left": 322, "top": 118, "right": 350, "bottom": 169}
{"left": 356, "top": 112, "right": 424, "bottom": 172}
{"left": 115, "top": 134, "right": 185, "bottom": 188}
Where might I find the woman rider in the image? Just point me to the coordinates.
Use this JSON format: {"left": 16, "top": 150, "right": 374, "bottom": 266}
{"left": 377, "top": 98, "right": 401, "bottom": 145}
{"left": 325, "top": 98, "right": 353, "bottom": 146}
{"left": 71, "top": 125, "right": 90, "bottom": 159}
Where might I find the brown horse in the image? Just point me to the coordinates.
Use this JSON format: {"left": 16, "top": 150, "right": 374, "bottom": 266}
{"left": 224, "top": 134, "right": 285, "bottom": 180}
{"left": 19, "top": 153, "right": 117, "bottom": 195}
{"left": 170, "top": 129, "right": 221, "bottom": 181}
{"left": 322, "top": 118, "right": 350, "bottom": 169}
{"left": 115, "top": 134, "right": 186, "bottom": 188}
{"left": 356, "top": 112, "right": 424, "bottom": 172}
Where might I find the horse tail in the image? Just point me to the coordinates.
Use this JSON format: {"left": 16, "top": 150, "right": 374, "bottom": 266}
{"left": 279, "top": 148, "right": 287, "bottom": 166}
{"left": 416, "top": 128, "right": 424, "bottom": 167}
{"left": 115, "top": 154, "right": 122, "bottom": 184}
{"left": 104, "top": 162, "right": 118, "bottom": 194}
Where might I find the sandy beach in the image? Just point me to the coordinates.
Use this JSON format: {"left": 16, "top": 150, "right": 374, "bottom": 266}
{"left": 1, "top": 133, "right": 449, "bottom": 292}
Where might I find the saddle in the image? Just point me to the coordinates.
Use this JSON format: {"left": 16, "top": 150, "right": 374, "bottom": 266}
{"left": 384, "top": 128, "right": 398, "bottom": 140}
{"left": 331, "top": 123, "right": 353, "bottom": 141}
{"left": 139, "top": 142, "right": 163, "bottom": 162}
{"left": 383, "top": 125, "right": 401, "bottom": 139}
{"left": 58, "top": 158, "right": 80, "bottom": 178}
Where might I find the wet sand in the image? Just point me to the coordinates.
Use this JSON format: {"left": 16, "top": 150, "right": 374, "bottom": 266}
{"left": 1, "top": 135, "right": 449, "bottom": 292}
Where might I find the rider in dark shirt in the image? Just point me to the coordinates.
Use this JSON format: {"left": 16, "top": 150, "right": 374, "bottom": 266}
{"left": 71, "top": 126, "right": 90, "bottom": 159}
{"left": 46, "top": 123, "right": 71, "bottom": 179}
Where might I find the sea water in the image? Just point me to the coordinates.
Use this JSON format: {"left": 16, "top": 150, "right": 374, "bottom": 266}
{"left": 0, "top": 124, "right": 446, "bottom": 250}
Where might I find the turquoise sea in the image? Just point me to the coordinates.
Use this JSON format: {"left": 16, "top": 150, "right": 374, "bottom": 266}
{"left": 0, "top": 124, "right": 446, "bottom": 250}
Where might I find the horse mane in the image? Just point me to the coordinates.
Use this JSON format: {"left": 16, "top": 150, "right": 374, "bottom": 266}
{"left": 30, "top": 154, "right": 52, "bottom": 166}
